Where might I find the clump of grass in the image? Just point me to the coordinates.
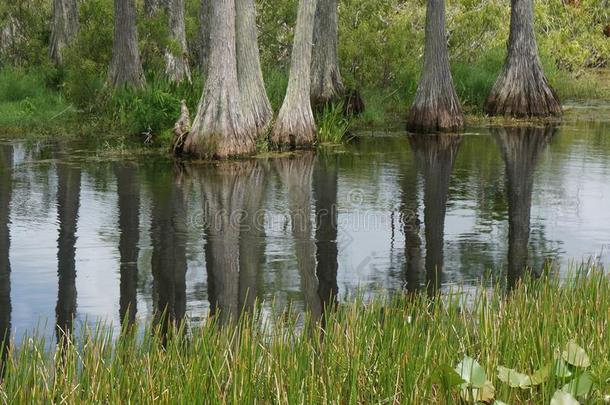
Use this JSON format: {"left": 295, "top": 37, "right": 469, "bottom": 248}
{"left": 316, "top": 102, "right": 352, "bottom": 144}
{"left": 0, "top": 268, "right": 609, "bottom": 403}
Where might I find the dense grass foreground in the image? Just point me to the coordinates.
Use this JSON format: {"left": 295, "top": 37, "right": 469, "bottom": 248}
{"left": 1, "top": 271, "right": 609, "bottom": 403}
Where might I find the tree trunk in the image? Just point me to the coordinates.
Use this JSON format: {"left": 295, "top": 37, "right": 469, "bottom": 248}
{"left": 409, "top": 134, "right": 462, "bottom": 297}
{"left": 400, "top": 160, "right": 423, "bottom": 294}
{"left": 114, "top": 163, "right": 140, "bottom": 328}
{"left": 109, "top": 0, "right": 145, "bottom": 88}
{"left": 144, "top": 0, "right": 163, "bottom": 16}
{"left": 199, "top": 0, "right": 211, "bottom": 74}
{"left": 407, "top": 0, "right": 463, "bottom": 133}
{"left": 0, "top": 146, "right": 12, "bottom": 376}
{"left": 183, "top": 0, "right": 256, "bottom": 159}
{"left": 484, "top": 0, "right": 562, "bottom": 117}
{"left": 310, "top": 0, "right": 345, "bottom": 108}
{"left": 236, "top": 0, "right": 273, "bottom": 133}
{"left": 271, "top": 0, "right": 318, "bottom": 149}
{"left": 493, "top": 126, "right": 553, "bottom": 290}
{"left": 49, "top": 0, "right": 79, "bottom": 64}
{"left": 165, "top": 0, "right": 192, "bottom": 84}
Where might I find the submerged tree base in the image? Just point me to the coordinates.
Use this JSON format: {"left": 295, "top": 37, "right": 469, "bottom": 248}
{"left": 407, "top": 103, "right": 464, "bottom": 133}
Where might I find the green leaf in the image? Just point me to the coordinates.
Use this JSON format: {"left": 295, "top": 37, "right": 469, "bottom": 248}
{"left": 555, "top": 359, "right": 573, "bottom": 379}
{"left": 562, "top": 341, "right": 590, "bottom": 368}
{"left": 530, "top": 364, "right": 551, "bottom": 385}
{"left": 460, "top": 380, "right": 495, "bottom": 403}
{"left": 492, "top": 401, "right": 510, "bottom": 405}
{"left": 455, "top": 356, "right": 487, "bottom": 388}
{"left": 431, "top": 364, "right": 466, "bottom": 388}
{"left": 550, "top": 390, "right": 580, "bottom": 405}
{"left": 497, "top": 366, "right": 531, "bottom": 388}
{"left": 562, "top": 372, "right": 594, "bottom": 398}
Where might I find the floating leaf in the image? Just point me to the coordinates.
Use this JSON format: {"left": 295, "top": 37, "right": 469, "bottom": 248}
{"left": 431, "top": 364, "right": 465, "bottom": 388}
{"left": 492, "top": 401, "right": 510, "bottom": 405}
{"left": 531, "top": 364, "right": 551, "bottom": 385}
{"left": 551, "top": 390, "right": 580, "bottom": 405}
{"left": 461, "top": 379, "right": 495, "bottom": 403}
{"left": 555, "top": 359, "right": 573, "bottom": 379}
{"left": 562, "top": 341, "right": 590, "bottom": 368}
{"left": 562, "top": 372, "right": 594, "bottom": 398}
{"left": 455, "top": 356, "right": 487, "bottom": 388}
{"left": 497, "top": 366, "right": 531, "bottom": 388}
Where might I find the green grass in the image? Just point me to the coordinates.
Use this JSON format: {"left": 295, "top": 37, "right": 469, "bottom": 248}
{"left": 0, "top": 268, "right": 608, "bottom": 403}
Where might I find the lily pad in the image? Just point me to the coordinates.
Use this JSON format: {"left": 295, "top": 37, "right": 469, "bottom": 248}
{"left": 530, "top": 364, "right": 551, "bottom": 385}
{"left": 562, "top": 372, "right": 594, "bottom": 398}
{"left": 497, "top": 366, "right": 531, "bottom": 388}
{"left": 562, "top": 341, "right": 590, "bottom": 368}
{"left": 455, "top": 356, "right": 487, "bottom": 388}
{"left": 551, "top": 390, "right": 580, "bottom": 405}
{"left": 431, "top": 364, "right": 465, "bottom": 387}
{"left": 555, "top": 359, "right": 573, "bottom": 379}
{"left": 461, "top": 379, "right": 495, "bottom": 403}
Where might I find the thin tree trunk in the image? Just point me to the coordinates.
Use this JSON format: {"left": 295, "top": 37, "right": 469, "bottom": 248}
{"left": 236, "top": 0, "right": 273, "bottom": 133}
{"left": 0, "top": 146, "right": 12, "bottom": 377}
{"left": 49, "top": 0, "right": 79, "bottom": 64}
{"left": 407, "top": 0, "right": 463, "bottom": 133}
{"left": 485, "top": 0, "right": 562, "bottom": 117}
{"left": 165, "top": 0, "right": 192, "bottom": 84}
{"left": 310, "top": 0, "right": 344, "bottom": 107}
{"left": 271, "top": 0, "right": 318, "bottom": 149}
{"left": 109, "top": 0, "right": 145, "bottom": 88}
{"left": 200, "top": 0, "right": 211, "bottom": 74}
{"left": 183, "top": 0, "right": 256, "bottom": 159}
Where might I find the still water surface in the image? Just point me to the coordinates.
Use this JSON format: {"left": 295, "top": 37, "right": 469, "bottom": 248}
{"left": 1, "top": 106, "right": 610, "bottom": 343}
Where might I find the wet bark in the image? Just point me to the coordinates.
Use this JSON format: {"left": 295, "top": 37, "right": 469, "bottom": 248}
{"left": 407, "top": 0, "right": 463, "bottom": 133}
{"left": 310, "top": 0, "right": 345, "bottom": 107}
{"left": 0, "top": 145, "right": 13, "bottom": 376}
{"left": 199, "top": 0, "right": 211, "bottom": 74}
{"left": 236, "top": 0, "right": 273, "bottom": 133}
{"left": 183, "top": 0, "right": 256, "bottom": 159}
{"left": 484, "top": 0, "right": 562, "bottom": 117}
{"left": 114, "top": 163, "right": 140, "bottom": 328}
{"left": 49, "top": 0, "right": 79, "bottom": 64}
{"left": 55, "top": 163, "right": 81, "bottom": 344}
{"left": 271, "top": 0, "right": 318, "bottom": 149}
{"left": 409, "top": 134, "right": 462, "bottom": 297}
{"left": 109, "top": 0, "right": 145, "bottom": 88}
{"left": 493, "top": 126, "right": 554, "bottom": 290}
{"left": 399, "top": 161, "right": 423, "bottom": 294}
{"left": 165, "top": 0, "right": 192, "bottom": 84}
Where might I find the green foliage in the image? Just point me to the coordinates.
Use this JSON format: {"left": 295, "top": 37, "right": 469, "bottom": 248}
{"left": 316, "top": 103, "right": 352, "bottom": 144}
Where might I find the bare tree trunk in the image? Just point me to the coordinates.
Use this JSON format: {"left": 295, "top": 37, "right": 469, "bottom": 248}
{"left": 199, "top": 0, "right": 211, "bottom": 74}
{"left": 236, "top": 0, "right": 273, "bottom": 133}
{"left": 165, "top": 0, "right": 192, "bottom": 84}
{"left": 49, "top": 0, "right": 79, "bottom": 64}
{"left": 0, "top": 146, "right": 12, "bottom": 377}
{"left": 271, "top": 0, "right": 318, "bottom": 149}
{"left": 109, "top": 0, "right": 145, "bottom": 88}
{"left": 407, "top": 0, "right": 463, "bottom": 133}
{"left": 183, "top": 0, "right": 256, "bottom": 159}
{"left": 485, "top": 0, "right": 562, "bottom": 117}
{"left": 310, "top": 0, "right": 344, "bottom": 107}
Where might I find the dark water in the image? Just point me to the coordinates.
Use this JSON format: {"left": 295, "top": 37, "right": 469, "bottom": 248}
{"left": 1, "top": 106, "right": 610, "bottom": 343}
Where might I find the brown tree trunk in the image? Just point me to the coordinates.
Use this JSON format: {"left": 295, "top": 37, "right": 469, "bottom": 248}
{"left": 109, "top": 0, "right": 145, "bottom": 88}
{"left": 199, "top": 0, "right": 211, "bottom": 74}
{"left": 236, "top": 0, "right": 273, "bottom": 133}
{"left": 271, "top": 0, "right": 318, "bottom": 150}
{"left": 49, "top": 0, "right": 79, "bottom": 64}
{"left": 407, "top": 0, "right": 463, "bottom": 133}
{"left": 485, "top": 0, "right": 562, "bottom": 117}
{"left": 310, "top": 0, "right": 345, "bottom": 107}
{"left": 0, "top": 145, "right": 12, "bottom": 376}
{"left": 183, "top": 0, "right": 256, "bottom": 159}
{"left": 165, "top": 0, "right": 192, "bottom": 84}
{"left": 493, "top": 126, "right": 554, "bottom": 290}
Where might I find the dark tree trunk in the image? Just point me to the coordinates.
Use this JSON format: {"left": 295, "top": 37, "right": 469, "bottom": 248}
{"left": 49, "top": 0, "right": 79, "bottom": 64}
{"left": 236, "top": 0, "right": 273, "bottom": 133}
{"left": 55, "top": 163, "right": 81, "bottom": 345}
{"left": 183, "top": 0, "right": 256, "bottom": 159}
{"left": 493, "top": 126, "right": 554, "bottom": 290}
{"left": 0, "top": 145, "right": 13, "bottom": 376}
{"left": 409, "top": 134, "right": 462, "bottom": 297}
{"left": 199, "top": 0, "right": 211, "bottom": 74}
{"left": 407, "top": 0, "right": 463, "bottom": 133}
{"left": 310, "top": 0, "right": 345, "bottom": 107}
{"left": 165, "top": 0, "right": 192, "bottom": 84}
{"left": 271, "top": 0, "right": 319, "bottom": 149}
{"left": 484, "top": 0, "right": 562, "bottom": 117}
{"left": 399, "top": 160, "right": 423, "bottom": 294}
{"left": 109, "top": 0, "right": 145, "bottom": 88}
{"left": 114, "top": 163, "right": 140, "bottom": 328}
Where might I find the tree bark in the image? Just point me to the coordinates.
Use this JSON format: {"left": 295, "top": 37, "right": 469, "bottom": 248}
{"left": 271, "top": 0, "right": 318, "bottom": 149}
{"left": 165, "top": 0, "right": 192, "bottom": 84}
{"left": 310, "top": 0, "right": 345, "bottom": 107}
{"left": 0, "top": 145, "right": 12, "bottom": 376}
{"left": 236, "top": 0, "right": 273, "bottom": 133}
{"left": 183, "top": 0, "right": 256, "bottom": 159}
{"left": 199, "top": 0, "right": 211, "bottom": 75}
{"left": 407, "top": 0, "right": 463, "bottom": 133}
{"left": 109, "top": 0, "right": 145, "bottom": 88}
{"left": 49, "top": 0, "right": 79, "bottom": 64}
{"left": 484, "top": 0, "right": 562, "bottom": 117}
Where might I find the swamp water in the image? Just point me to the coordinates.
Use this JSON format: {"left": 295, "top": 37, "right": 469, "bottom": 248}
{"left": 1, "top": 105, "right": 610, "bottom": 344}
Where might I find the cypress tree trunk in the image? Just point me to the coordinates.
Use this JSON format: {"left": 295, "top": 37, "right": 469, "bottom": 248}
{"left": 310, "top": 0, "right": 345, "bottom": 107}
{"left": 109, "top": 0, "right": 145, "bottom": 88}
{"left": 183, "top": 0, "right": 256, "bottom": 159}
{"left": 0, "top": 146, "right": 12, "bottom": 376}
{"left": 165, "top": 0, "right": 192, "bottom": 84}
{"left": 49, "top": 0, "right": 79, "bottom": 64}
{"left": 199, "top": 0, "right": 211, "bottom": 74}
{"left": 484, "top": 0, "right": 562, "bottom": 117}
{"left": 271, "top": 0, "right": 318, "bottom": 150}
{"left": 399, "top": 161, "right": 423, "bottom": 294}
{"left": 236, "top": 0, "right": 273, "bottom": 133}
{"left": 407, "top": 0, "right": 463, "bottom": 133}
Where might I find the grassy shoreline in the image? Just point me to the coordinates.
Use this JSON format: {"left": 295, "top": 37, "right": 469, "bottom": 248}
{"left": 0, "top": 270, "right": 608, "bottom": 403}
